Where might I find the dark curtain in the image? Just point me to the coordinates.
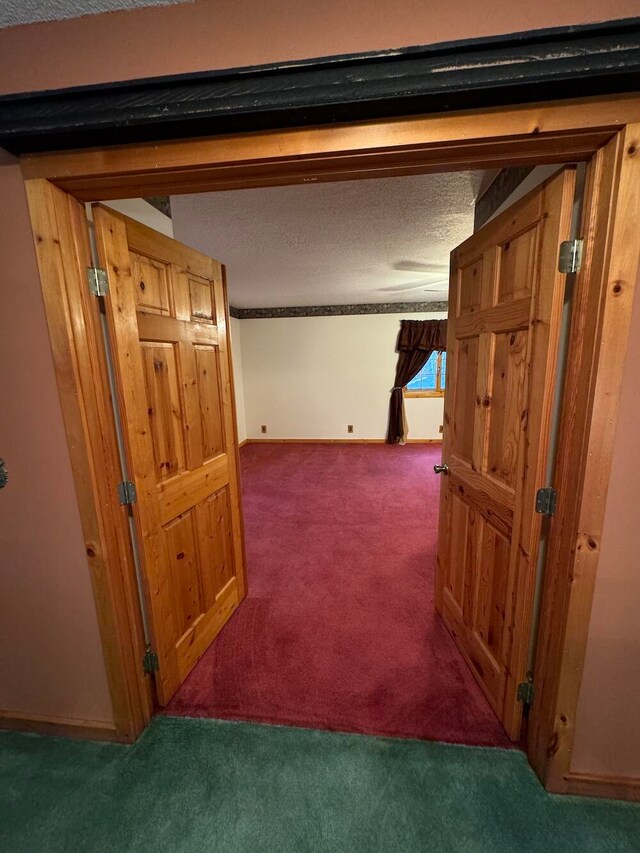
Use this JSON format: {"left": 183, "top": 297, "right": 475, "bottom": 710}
{"left": 386, "top": 319, "right": 448, "bottom": 444}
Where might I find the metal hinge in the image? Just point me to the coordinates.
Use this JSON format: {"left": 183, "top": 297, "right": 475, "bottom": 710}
{"left": 558, "top": 239, "right": 583, "bottom": 274}
{"left": 117, "top": 480, "right": 137, "bottom": 506}
{"left": 517, "top": 679, "right": 535, "bottom": 706}
{"left": 87, "top": 266, "right": 109, "bottom": 296}
{"left": 142, "top": 647, "right": 159, "bottom": 674}
{"left": 535, "top": 486, "right": 557, "bottom": 516}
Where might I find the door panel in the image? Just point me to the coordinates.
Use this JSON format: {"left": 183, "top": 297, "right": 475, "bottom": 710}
{"left": 436, "top": 168, "right": 576, "bottom": 739}
{"left": 94, "top": 205, "right": 246, "bottom": 704}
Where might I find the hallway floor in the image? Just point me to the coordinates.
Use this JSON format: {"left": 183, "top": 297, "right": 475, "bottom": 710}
{"left": 165, "top": 444, "right": 509, "bottom": 747}
{"left": 2, "top": 716, "right": 639, "bottom": 853}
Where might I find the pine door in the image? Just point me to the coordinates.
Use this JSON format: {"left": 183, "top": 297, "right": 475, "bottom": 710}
{"left": 435, "top": 169, "right": 576, "bottom": 739}
{"left": 94, "top": 205, "right": 246, "bottom": 704}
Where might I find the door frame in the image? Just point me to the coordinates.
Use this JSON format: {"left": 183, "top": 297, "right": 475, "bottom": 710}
{"left": 22, "top": 95, "right": 640, "bottom": 798}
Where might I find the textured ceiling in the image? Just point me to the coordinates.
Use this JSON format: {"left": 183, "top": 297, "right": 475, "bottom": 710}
{"left": 0, "top": 0, "right": 188, "bottom": 28}
{"left": 171, "top": 172, "right": 482, "bottom": 309}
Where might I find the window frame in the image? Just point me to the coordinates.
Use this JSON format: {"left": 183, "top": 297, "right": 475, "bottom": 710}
{"left": 404, "top": 350, "right": 446, "bottom": 398}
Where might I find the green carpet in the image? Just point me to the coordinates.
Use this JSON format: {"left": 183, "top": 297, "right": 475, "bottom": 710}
{"left": 1, "top": 717, "right": 638, "bottom": 852}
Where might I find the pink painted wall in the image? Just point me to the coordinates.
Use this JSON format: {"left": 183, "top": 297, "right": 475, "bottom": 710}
{"left": 0, "top": 2, "right": 639, "bottom": 748}
{"left": 570, "top": 272, "right": 640, "bottom": 779}
{"left": 0, "top": 151, "right": 113, "bottom": 725}
{"left": 0, "top": 1, "right": 639, "bottom": 94}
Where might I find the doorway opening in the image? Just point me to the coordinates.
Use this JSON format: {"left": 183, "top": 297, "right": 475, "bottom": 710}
{"left": 22, "top": 102, "right": 640, "bottom": 796}
{"left": 86, "top": 160, "right": 581, "bottom": 750}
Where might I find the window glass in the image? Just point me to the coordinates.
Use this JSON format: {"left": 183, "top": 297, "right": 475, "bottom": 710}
{"left": 407, "top": 351, "right": 441, "bottom": 391}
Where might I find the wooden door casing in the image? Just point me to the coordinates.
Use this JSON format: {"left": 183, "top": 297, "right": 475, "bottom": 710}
{"left": 435, "top": 169, "right": 576, "bottom": 740}
{"left": 94, "top": 206, "right": 246, "bottom": 704}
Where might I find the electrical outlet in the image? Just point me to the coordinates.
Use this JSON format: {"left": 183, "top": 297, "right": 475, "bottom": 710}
{"left": 261, "top": 425, "right": 267, "bottom": 434}
{"left": 439, "top": 424, "right": 444, "bottom": 434}
{"left": 347, "top": 424, "right": 354, "bottom": 434}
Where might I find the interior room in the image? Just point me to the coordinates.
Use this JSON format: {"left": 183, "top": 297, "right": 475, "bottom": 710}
{"left": 95, "top": 163, "right": 568, "bottom": 749}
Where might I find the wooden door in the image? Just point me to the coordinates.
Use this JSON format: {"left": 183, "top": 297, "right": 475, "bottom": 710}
{"left": 435, "top": 169, "right": 576, "bottom": 740}
{"left": 94, "top": 205, "right": 246, "bottom": 705}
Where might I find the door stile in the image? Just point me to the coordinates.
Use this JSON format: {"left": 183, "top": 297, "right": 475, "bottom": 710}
{"left": 93, "top": 205, "right": 182, "bottom": 702}
{"left": 213, "top": 269, "right": 247, "bottom": 600}
{"left": 501, "top": 170, "right": 577, "bottom": 736}
{"left": 468, "top": 247, "right": 498, "bottom": 689}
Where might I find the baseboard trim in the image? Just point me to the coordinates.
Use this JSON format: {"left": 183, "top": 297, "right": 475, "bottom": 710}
{"left": 557, "top": 771, "right": 640, "bottom": 803}
{"left": 0, "top": 710, "right": 120, "bottom": 742}
{"left": 242, "top": 438, "right": 443, "bottom": 445}
{"left": 238, "top": 439, "right": 249, "bottom": 448}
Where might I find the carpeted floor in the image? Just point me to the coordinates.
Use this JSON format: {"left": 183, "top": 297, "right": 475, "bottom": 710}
{"left": 165, "top": 444, "right": 510, "bottom": 747}
{"left": 2, "top": 716, "right": 639, "bottom": 853}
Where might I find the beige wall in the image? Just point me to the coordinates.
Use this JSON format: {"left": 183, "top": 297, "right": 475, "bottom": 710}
{"left": 1, "top": 2, "right": 639, "bottom": 762}
{"left": 0, "top": 153, "right": 113, "bottom": 725}
{"left": 240, "top": 314, "right": 445, "bottom": 441}
{"left": 570, "top": 271, "right": 640, "bottom": 779}
{"left": 0, "top": 1, "right": 638, "bottom": 94}
{"left": 230, "top": 317, "right": 248, "bottom": 445}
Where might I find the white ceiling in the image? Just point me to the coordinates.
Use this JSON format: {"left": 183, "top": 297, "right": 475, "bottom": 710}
{"left": 171, "top": 171, "right": 483, "bottom": 309}
{"left": 0, "top": 0, "right": 188, "bottom": 28}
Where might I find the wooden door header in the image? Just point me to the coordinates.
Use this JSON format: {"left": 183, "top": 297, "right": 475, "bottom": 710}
{"left": 2, "top": 17, "right": 640, "bottom": 156}
{"left": 18, "top": 94, "right": 640, "bottom": 201}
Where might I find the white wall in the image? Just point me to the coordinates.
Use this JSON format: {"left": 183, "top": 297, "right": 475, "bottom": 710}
{"left": 229, "top": 316, "right": 247, "bottom": 444}
{"left": 240, "top": 312, "right": 446, "bottom": 441}
{"left": 103, "top": 198, "right": 174, "bottom": 237}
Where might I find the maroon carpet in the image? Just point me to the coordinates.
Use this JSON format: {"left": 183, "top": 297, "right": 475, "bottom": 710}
{"left": 165, "top": 443, "right": 511, "bottom": 747}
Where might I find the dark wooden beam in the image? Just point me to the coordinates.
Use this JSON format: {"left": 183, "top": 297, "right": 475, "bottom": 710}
{"left": 1, "top": 18, "right": 640, "bottom": 153}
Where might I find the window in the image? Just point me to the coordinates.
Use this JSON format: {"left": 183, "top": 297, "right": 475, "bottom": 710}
{"left": 405, "top": 351, "right": 446, "bottom": 397}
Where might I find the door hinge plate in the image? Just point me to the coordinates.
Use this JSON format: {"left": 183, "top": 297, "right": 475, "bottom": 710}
{"left": 142, "top": 648, "right": 159, "bottom": 674}
{"left": 117, "top": 480, "right": 137, "bottom": 505}
{"left": 517, "top": 680, "right": 535, "bottom": 706}
{"left": 87, "top": 266, "right": 109, "bottom": 296}
{"left": 558, "top": 239, "right": 583, "bottom": 274}
{"left": 535, "top": 486, "right": 557, "bottom": 516}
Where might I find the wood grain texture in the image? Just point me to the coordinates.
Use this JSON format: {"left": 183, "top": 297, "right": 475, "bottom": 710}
{"left": 436, "top": 168, "right": 575, "bottom": 740}
{"left": 18, "top": 97, "right": 632, "bottom": 200}
{"left": 527, "top": 126, "right": 640, "bottom": 793}
{"left": 94, "top": 205, "right": 246, "bottom": 705}
{"left": 25, "top": 179, "right": 152, "bottom": 743}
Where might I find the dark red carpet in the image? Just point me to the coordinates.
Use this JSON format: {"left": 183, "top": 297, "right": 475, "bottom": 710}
{"left": 165, "top": 443, "right": 510, "bottom": 747}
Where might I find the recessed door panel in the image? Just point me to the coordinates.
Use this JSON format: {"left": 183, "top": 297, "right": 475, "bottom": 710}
{"left": 132, "top": 252, "right": 171, "bottom": 315}
{"left": 497, "top": 226, "right": 538, "bottom": 305}
{"left": 486, "top": 330, "right": 528, "bottom": 489}
{"left": 165, "top": 509, "right": 203, "bottom": 641}
{"left": 195, "top": 346, "right": 225, "bottom": 460}
{"left": 188, "top": 273, "right": 216, "bottom": 323}
{"left": 452, "top": 337, "right": 479, "bottom": 466}
{"left": 141, "top": 342, "right": 186, "bottom": 481}
{"left": 457, "top": 257, "right": 484, "bottom": 316}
